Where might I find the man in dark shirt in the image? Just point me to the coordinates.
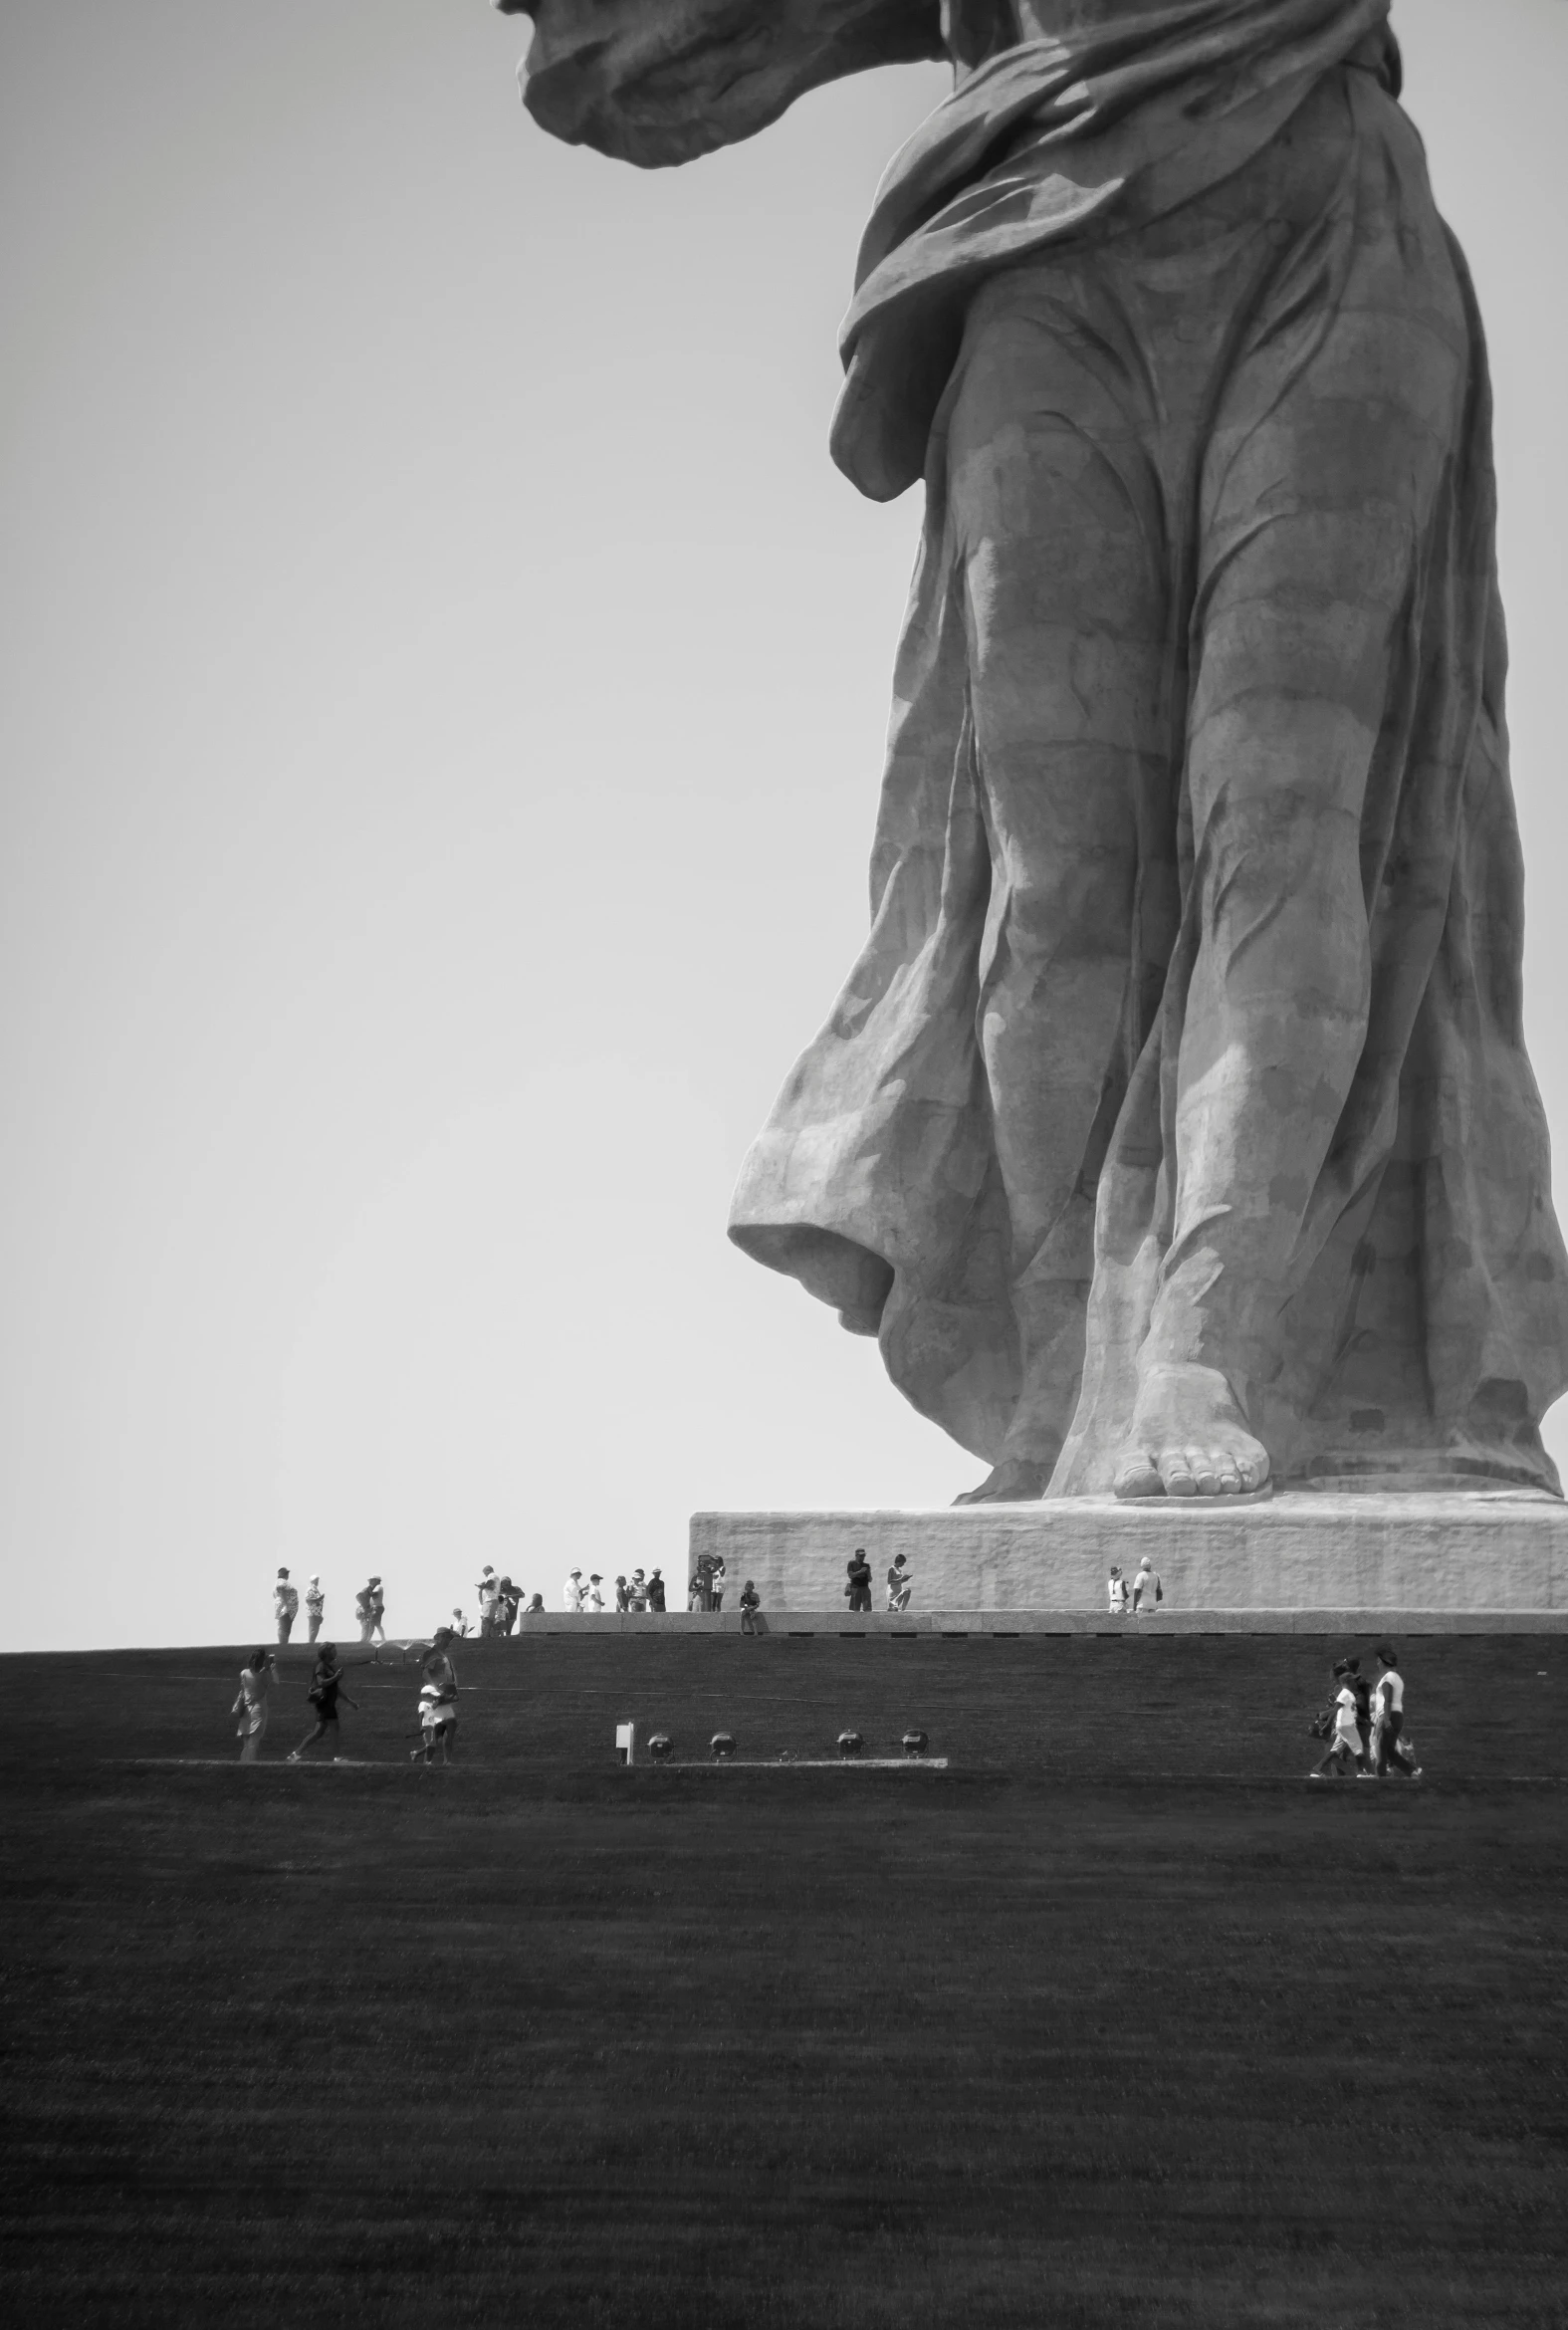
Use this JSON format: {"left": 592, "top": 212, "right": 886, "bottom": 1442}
{"left": 845, "top": 1549, "right": 873, "bottom": 1614}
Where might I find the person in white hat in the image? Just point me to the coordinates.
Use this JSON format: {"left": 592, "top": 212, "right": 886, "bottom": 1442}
{"left": 305, "top": 1574, "right": 326, "bottom": 1642}
{"left": 1131, "top": 1557, "right": 1163, "bottom": 1614}
{"left": 562, "top": 1567, "right": 584, "bottom": 1613}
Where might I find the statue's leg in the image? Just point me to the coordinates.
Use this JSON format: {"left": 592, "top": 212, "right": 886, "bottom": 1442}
{"left": 1113, "top": 242, "right": 1469, "bottom": 1499}
{"left": 946, "top": 283, "right": 1169, "bottom": 1500}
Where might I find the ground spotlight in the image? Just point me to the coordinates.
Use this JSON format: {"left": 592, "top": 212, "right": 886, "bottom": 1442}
{"left": 836, "top": 1731, "right": 864, "bottom": 1759}
{"left": 648, "top": 1734, "right": 673, "bottom": 1762}
{"left": 710, "top": 1732, "right": 736, "bottom": 1760}
{"left": 901, "top": 1730, "right": 929, "bottom": 1758}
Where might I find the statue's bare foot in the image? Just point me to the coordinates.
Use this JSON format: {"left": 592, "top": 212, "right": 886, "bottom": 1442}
{"left": 1112, "top": 1363, "right": 1270, "bottom": 1501}
{"left": 954, "top": 1457, "right": 1053, "bottom": 1506}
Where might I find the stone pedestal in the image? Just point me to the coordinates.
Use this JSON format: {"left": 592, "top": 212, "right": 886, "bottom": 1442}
{"left": 689, "top": 1493, "right": 1568, "bottom": 1616}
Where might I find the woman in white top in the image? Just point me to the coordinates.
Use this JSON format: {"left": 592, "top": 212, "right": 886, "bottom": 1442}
{"left": 232, "top": 1650, "right": 276, "bottom": 1763}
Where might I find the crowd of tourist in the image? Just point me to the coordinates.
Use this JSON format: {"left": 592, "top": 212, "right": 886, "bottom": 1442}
{"left": 563, "top": 1566, "right": 670, "bottom": 1612}
{"left": 267, "top": 1550, "right": 923, "bottom": 1640}
{"left": 266, "top": 1549, "right": 1188, "bottom": 1645}
{"left": 240, "top": 1562, "right": 1431, "bottom": 1778}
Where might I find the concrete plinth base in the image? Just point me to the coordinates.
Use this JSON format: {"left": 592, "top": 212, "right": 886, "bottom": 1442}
{"left": 689, "top": 1493, "right": 1568, "bottom": 1615}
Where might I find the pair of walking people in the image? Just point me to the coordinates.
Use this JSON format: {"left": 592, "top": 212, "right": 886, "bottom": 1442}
{"left": 234, "top": 1644, "right": 358, "bottom": 1762}
{"left": 1311, "top": 1645, "right": 1421, "bottom": 1780}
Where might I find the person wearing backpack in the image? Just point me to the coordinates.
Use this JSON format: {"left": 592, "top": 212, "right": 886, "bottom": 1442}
{"left": 287, "top": 1644, "right": 358, "bottom": 1762}
{"left": 1131, "top": 1557, "right": 1163, "bottom": 1614}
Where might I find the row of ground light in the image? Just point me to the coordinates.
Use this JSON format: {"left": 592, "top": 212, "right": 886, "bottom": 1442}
{"left": 619, "top": 1723, "right": 930, "bottom": 1763}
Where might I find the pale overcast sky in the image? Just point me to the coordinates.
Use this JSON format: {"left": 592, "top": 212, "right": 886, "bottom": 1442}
{"left": 2, "top": 2, "right": 1565, "bottom": 1647}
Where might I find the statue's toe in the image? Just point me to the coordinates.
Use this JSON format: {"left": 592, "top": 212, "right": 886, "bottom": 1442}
{"left": 1112, "top": 1450, "right": 1163, "bottom": 1501}
{"left": 1158, "top": 1448, "right": 1199, "bottom": 1496}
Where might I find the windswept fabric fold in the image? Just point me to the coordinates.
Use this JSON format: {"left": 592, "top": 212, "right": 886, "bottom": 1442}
{"left": 832, "top": 0, "right": 1396, "bottom": 498}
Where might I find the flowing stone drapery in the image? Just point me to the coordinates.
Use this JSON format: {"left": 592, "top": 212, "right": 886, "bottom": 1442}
{"left": 506, "top": 1, "right": 1568, "bottom": 1496}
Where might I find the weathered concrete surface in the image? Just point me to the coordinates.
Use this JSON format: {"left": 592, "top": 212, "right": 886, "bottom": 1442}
{"left": 690, "top": 1497, "right": 1568, "bottom": 1615}
{"left": 520, "top": 1605, "right": 1568, "bottom": 1635}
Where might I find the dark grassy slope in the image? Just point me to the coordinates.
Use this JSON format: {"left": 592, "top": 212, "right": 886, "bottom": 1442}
{"left": 14, "top": 1629, "right": 1566, "bottom": 1774}
{"left": 2, "top": 1642, "right": 1566, "bottom": 2329}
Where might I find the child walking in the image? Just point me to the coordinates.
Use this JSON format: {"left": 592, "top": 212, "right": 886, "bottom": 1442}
{"left": 411, "top": 1630, "right": 459, "bottom": 1765}
{"left": 1308, "top": 1662, "right": 1363, "bottom": 1779}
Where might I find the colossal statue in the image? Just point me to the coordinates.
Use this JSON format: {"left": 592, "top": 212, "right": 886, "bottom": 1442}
{"left": 504, "top": 1, "right": 1568, "bottom": 1504}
